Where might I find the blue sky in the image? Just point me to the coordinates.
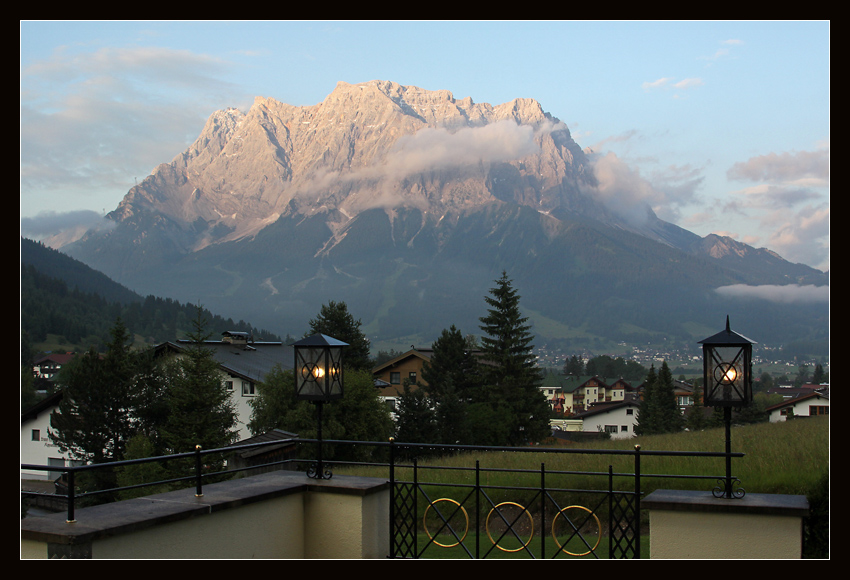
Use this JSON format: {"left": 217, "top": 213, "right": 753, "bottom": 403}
{"left": 20, "top": 21, "right": 829, "bottom": 271}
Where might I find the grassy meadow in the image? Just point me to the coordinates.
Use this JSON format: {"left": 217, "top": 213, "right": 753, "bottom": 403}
{"left": 337, "top": 417, "right": 828, "bottom": 558}
{"left": 343, "top": 416, "right": 828, "bottom": 496}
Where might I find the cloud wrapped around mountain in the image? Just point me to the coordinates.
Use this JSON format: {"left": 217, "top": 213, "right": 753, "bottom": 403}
{"left": 715, "top": 284, "right": 829, "bottom": 304}
{"left": 381, "top": 120, "right": 540, "bottom": 178}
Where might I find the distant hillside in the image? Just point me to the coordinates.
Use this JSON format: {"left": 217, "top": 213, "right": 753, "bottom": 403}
{"left": 20, "top": 237, "right": 281, "bottom": 354}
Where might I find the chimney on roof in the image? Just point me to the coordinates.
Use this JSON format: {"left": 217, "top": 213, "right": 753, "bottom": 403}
{"left": 222, "top": 331, "right": 253, "bottom": 345}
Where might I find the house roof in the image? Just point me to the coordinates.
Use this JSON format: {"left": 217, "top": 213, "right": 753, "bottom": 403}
{"left": 571, "top": 398, "right": 641, "bottom": 420}
{"left": 33, "top": 353, "right": 77, "bottom": 366}
{"left": 224, "top": 428, "right": 298, "bottom": 459}
{"left": 21, "top": 390, "right": 63, "bottom": 423}
{"left": 766, "top": 384, "right": 825, "bottom": 398}
{"left": 156, "top": 338, "right": 292, "bottom": 384}
{"left": 371, "top": 349, "right": 433, "bottom": 374}
{"left": 557, "top": 376, "right": 633, "bottom": 393}
{"left": 636, "top": 379, "right": 694, "bottom": 393}
{"left": 765, "top": 389, "right": 829, "bottom": 412}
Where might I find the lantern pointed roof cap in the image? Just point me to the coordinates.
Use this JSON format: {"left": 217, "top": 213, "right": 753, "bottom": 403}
{"left": 698, "top": 316, "right": 757, "bottom": 345}
{"left": 294, "top": 333, "right": 349, "bottom": 347}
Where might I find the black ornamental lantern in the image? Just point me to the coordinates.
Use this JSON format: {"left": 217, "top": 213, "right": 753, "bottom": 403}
{"left": 294, "top": 334, "right": 348, "bottom": 478}
{"left": 698, "top": 316, "right": 756, "bottom": 498}
{"left": 698, "top": 315, "right": 755, "bottom": 408}
{"left": 294, "top": 334, "right": 347, "bottom": 402}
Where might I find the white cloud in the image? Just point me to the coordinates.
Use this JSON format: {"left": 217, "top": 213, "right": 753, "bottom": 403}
{"left": 581, "top": 151, "right": 704, "bottom": 226}
{"left": 673, "top": 78, "right": 704, "bottom": 89}
{"left": 20, "top": 45, "right": 246, "bottom": 216}
{"left": 382, "top": 120, "right": 540, "bottom": 178}
{"left": 642, "top": 78, "right": 673, "bottom": 90}
{"left": 727, "top": 149, "right": 830, "bottom": 184}
{"left": 642, "top": 77, "right": 703, "bottom": 94}
{"left": 20, "top": 210, "right": 116, "bottom": 247}
{"left": 721, "top": 147, "right": 830, "bottom": 270}
{"left": 715, "top": 284, "right": 828, "bottom": 304}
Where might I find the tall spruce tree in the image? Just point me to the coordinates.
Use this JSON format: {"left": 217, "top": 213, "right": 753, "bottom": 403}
{"left": 656, "top": 361, "right": 683, "bottom": 433}
{"left": 636, "top": 362, "right": 683, "bottom": 435}
{"left": 305, "top": 301, "right": 372, "bottom": 372}
{"left": 420, "top": 325, "right": 482, "bottom": 445}
{"left": 635, "top": 364, "right": 659, "bottom": 436}
{"left": 160, "top": 307, "right": 238, "bottom": 462}
{"left": 685, "top": 382, "right": 709, "bottom": 431}
{"left": 393, "top": 380, "right": 439, "bottom": 453}
{"left": 478, "top": 271, "right": 550, "bottom": 445}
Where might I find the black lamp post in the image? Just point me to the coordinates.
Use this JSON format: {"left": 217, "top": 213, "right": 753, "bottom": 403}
{"left": 293, "top": 334, "right": 348, "bottom": 479}
{"left": 698, "top": 316, "right": 755, "bottom": 498}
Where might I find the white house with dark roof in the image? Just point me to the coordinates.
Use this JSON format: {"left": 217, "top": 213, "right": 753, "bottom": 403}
{"left": 766, "top": 388, "right": 829, "bottom": 422}
{"left": 155, "top": 333, "right": 293, "bottom": 441}
{"left": 21, "top": 332, "right": 292, "bottom": 480}
{"left": 569, "top": 398, "right": 642, "bottom": 439}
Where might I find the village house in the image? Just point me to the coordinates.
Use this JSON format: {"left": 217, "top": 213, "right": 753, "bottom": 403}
{"left": 548, "top": 376, "right": 637, "bottom": 415}
{"left": 766, "top": 387, "right": 829, "bottom": 422}
{"left": 32, "top": 352, "right": 76, "bottom": 382}
{"left": 568, "top": 398, "right": 642, "bottom": 440}
{"left": 21, "top": 332, "right": 291, "bottom": 480}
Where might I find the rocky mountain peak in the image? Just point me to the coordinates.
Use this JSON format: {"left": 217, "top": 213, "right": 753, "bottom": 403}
{"left": 106, "top": 81, "right": 599, "bottom": 250}
{"left": 63, "top": 81, "right": 828, "bottom": 348}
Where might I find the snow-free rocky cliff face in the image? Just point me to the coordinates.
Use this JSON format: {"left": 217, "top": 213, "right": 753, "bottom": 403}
{"left": 66, "top": 81, "right": 828, "bottom": 346}
{"left": 107, "top": 80, "right": 617, "bottom": 252}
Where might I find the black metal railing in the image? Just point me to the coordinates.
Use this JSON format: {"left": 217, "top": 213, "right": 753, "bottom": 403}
{"left": 385, "top": 441, "right": 744, "bottom": 559}
{"left": 22, "top": 439, "right": 744, "bottom": 559}
{"left": 22, "top": 438, "right": 301, "bottom": 522}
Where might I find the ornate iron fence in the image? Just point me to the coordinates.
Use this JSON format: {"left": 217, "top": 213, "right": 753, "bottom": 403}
{"left": 22, "top": 438, "right": 743, "bottom": 559}
{"left": 387, "top": 441, "right": 647, "bottom": 559}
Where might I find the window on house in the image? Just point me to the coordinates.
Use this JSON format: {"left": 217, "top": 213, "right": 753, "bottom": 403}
{"left": 226, "top": 380, "right": 234, "bottom": 391}
{"left": 621, "top": 425, "right": 629, "bottom": 432}
{"left": 626, "top": 408, "right": 634, "bottom": 415}
{"left": 390, "top": 372, "right": 400, "bottom": 385}
{"left": 809, "top": 405, "right": 828, "bottom": 416}
{"left": 31, "top": 429, "right": 40, "bottom": 441}
{"left": 242, "top": 381, "right": 256, "bottom": 396}
{"left": 409, "top": 372, "right": 417, "bottom": 383}
{"left": 604, "top": 425, "right": 618, "bottom": 433}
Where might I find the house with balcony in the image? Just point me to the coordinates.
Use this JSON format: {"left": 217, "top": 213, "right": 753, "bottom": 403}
{"left": 32, "top": 352, "right": 76, "bottom": 381}
{"left": 557, "top": 376, "right": 637, "bottom": 414}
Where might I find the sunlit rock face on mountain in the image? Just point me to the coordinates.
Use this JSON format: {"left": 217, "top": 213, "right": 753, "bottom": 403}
{"left": 65, "top": 81, "right": 828, "bottom": 346}
{"left": 110, "top": 80, "right": 613, "bottom": 252}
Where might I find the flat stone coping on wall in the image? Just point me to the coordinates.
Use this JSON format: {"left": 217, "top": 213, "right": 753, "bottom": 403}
{"left": 643, "top": 489, "right": 810, "bottom": 517}
{"left": 21, "top": 471, "right": 390, "bottom": 550}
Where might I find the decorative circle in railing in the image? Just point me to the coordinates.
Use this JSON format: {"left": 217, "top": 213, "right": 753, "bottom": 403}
{"left": 485, "top": 501, "right": 534, "bottom": 553}
{"left": 551, "top": 505, "right": 602, "bottom": 557}
{"left": 422, "top": 498, "right": 469, "bottom": 548}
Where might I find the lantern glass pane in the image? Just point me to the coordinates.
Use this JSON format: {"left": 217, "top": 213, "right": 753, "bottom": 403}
{"left": 704, "top": 345, "right": 749, "bottom": 405}
{"left": 294, "top": 345, "right": 344, "bottom": 400}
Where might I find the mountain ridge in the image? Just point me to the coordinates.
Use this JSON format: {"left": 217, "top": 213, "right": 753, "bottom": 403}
{"left": 61, "top": 81, "right": 828, "bottom": 349}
